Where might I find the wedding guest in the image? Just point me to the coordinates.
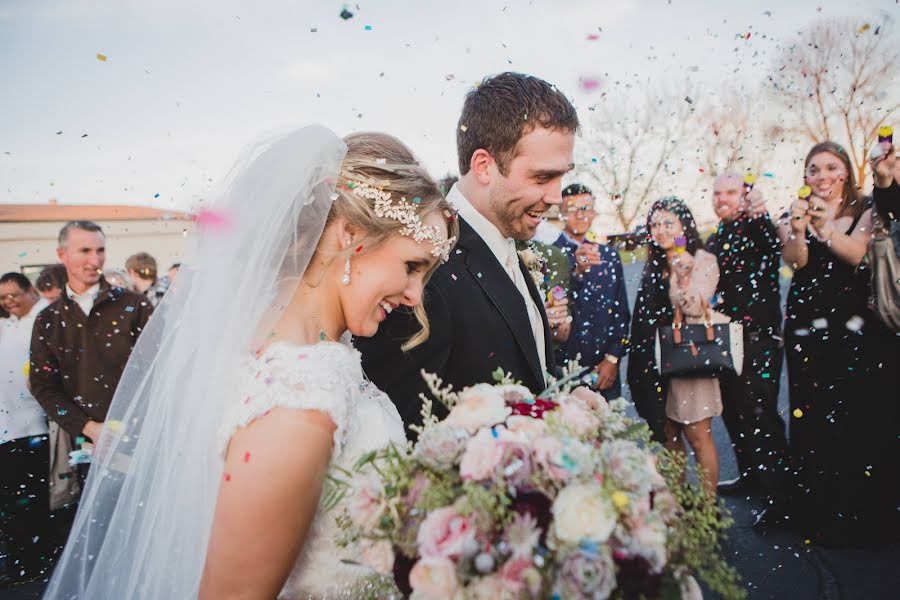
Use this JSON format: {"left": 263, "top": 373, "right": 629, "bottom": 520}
{"left": 30, "top": 222, "right": 153, "bottom": 452}
{"left": 641, "top": 199, "right": 721, "bottom": 497}
{"left": 705, "top": 174, "right": 789, "bottom": 524}
{"left": 0, "top": 272, "right": 51, "bottom": 585}
{"left": 35, "top": 264, "right": 67, "bottom": 304}
{"left": 167, "top": 262, "right": 181, "bottom": 287}
{"left": 778, "top": 142, "right": 898, "bottom": 546}
{"left": 103, "top": 269, "right": 132, "bottom": 290}
{"left": 871, "top": 133, "right": 898, "bottom": 224}
{"left": 553, "top": 183, "right": 630, "bottom": 397}
{"left": 125, "top": 252, "right": 165, "bottom": 307}
{"left": 517, "top": 240, "right": 572, "bottom": 351}
{"left": 357, "top": 72, "right": 579, "bottom": 437}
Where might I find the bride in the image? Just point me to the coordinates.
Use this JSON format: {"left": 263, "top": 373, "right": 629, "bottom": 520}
{"left": 43, "top": 125, "right": 458, "bottom": 599}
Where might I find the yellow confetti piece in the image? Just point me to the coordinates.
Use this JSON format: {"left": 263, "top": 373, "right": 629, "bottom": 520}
{"left": 22, "top": 361, "right": 30, "bottom": 377}
{"left": 858, "top": 23, "right": 871, "bottom": 34}
{"left": 797, "top": 185, "right": 812, "bottom": 199}
{"left": 793, "top": 408, "right": 804, "bottom": 418}
{"left": 459, "top": 125, "right": 468, "bottom": 132}
{"left": 865, "top": 470, "right": 871, "bottom": 477}
{"left": 743, "top": 173, "right": 757, "bottom": 185}
{"left": 779, "top": 266, "right": 794, "bottom": 279}
{"left": 585, "top": 230, "right": 599, "bottom": 243}
{"left": 611, "top": 490, "right": 630, "bottom": 510}
{"left": 106, "top": 419, "right": 125, "bottom": 433}
{"left": 804, "top": 539, "right": 811, "bottom": 545}
{"left": 96, "top": 53, "right": 107, "bottom": 62}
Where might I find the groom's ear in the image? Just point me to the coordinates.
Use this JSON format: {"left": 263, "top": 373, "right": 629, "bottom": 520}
{"left": 469, "top": 148, "right": 494, "bottom": 185}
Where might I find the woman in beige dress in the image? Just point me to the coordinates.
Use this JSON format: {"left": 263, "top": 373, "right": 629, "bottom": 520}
{"left": 647, "top": 198, "right": 722, "bottom": 499}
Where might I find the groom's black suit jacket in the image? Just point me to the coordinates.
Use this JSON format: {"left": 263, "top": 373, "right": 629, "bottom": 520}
{"left": 355, "top": 218, "right": 555, "bottom": 438}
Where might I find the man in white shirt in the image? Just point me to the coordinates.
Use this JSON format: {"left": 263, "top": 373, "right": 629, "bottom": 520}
{"left": 0, "top": 272, "right": 51, "bottom": 585}
{"left": 358, "top": 72, "right": 579, "bottom": 437}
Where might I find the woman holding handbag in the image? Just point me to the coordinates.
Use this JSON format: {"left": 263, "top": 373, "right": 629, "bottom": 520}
{"left": 629, "top": 197, "right": 722, "bottom": 499}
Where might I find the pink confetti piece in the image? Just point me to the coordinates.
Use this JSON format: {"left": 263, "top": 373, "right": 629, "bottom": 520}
{"left": 193, "top": 209, "right": 232, "bottom": 231}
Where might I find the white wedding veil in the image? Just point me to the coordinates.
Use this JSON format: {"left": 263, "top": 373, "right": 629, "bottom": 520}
{"left": 43, "top": 124, "right": 348, "bottom": 599}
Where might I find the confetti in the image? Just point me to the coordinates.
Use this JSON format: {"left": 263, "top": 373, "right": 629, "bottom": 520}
{"left": 858, "top": 23, "right": 871, "bottom": 34}
{"left": 339, "top": 7, "right": 354, "bottom": 20}
{"left": 845, "top": 315, "right": 864, "bottom": 332}
{"left": 193, "top": 209, "right": 232, "bottom": 231}
{"left": 364, "top": 24, "right": 372, "bottom": 31}
{"left": 877, "top": 125, "right": 893, "bottom": 143}
{"left": 460, "top": 125, "right": 468, "bottom": 132}
{"left": 811, "top": 318, "right": 828, "bottom": 330}
{"left": 243, "top": 452, "right": 251, "bottom": 463}
{"left": 797, "top": 185, "right": 812, "bottom": 199}
{"left": 579, "top": 77, "right": 601, "bottom": 92}
{"left": 96, "top": 53, "right": 107, "bottom": 62}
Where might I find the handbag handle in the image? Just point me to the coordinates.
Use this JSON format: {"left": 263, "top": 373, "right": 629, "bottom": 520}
{"left": 672, "top": 300, "right": 715, "bottom": 345}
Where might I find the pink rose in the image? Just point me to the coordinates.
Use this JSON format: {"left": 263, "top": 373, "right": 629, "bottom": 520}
{"left": 350, "top": 472, "right": 385, "bottom": 533}
{"left": 409, "top": 556, "right": 459, "bottom": 599}
{"left": 558, "top": 400, "right": 600, "bottom": 437}
{"left": 500, "top": 557, "right": 541, "bottom": 597}
{"left": 459, "top": 428, "right": 504, "bottom": 481}
{"left": 505, "top": 415, "right": 548, "bottom": 441}
{"left": 416, "top": 506, "right": 476, "bottom": 559}
{"left": 532, "top": 435, "right": 570, "bottom": 482}
{"left": 446, "top": 384, "right": 511, "bottom": 432}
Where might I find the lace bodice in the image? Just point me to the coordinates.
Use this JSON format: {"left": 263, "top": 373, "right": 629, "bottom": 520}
{"left": 219, "top": 341, "right": 406, "bottom": 599}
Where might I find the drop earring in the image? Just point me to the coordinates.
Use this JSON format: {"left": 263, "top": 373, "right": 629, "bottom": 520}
{"left": 342, "top": 256, "right": 351, "bottom": 285}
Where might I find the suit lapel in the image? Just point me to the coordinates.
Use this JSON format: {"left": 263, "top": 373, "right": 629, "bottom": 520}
{"left": 517, "top": 256, "right": 555, "bottom": 376}
{"left": 458, "top": 219, "right": 545, "bottom": 388}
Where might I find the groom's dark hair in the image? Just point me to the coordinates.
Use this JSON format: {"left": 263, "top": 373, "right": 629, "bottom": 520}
{"left": 456, "top": 72, "right": 579, "bottom": 176}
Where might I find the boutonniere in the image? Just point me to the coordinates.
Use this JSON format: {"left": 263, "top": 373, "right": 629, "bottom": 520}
{"left": 518, "top": 243, "right": 548, "bottom": 291}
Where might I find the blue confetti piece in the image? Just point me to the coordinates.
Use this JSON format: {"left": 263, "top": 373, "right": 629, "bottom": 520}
{"left": 763, "top": 171, "right": 775, "bottom": 178}
{"left": 125, "top": 306, "right": 135, "bottom": 312}
{"left": 364, "top": 24, "right": 372, "bottom": 30}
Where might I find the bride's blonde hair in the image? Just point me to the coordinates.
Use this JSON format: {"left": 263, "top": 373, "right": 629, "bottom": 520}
{"left": 326, "top": 132, "right": 458, "bottom": 350}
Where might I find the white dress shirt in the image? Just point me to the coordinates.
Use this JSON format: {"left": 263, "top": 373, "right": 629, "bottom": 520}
{"left": 66, "top": 283, "right": 100, "bottom": 316}
{"left": 1, "top": 298, "right": 49, "bottom": 444}
{"left": 448, "top": 184, "right": 547, "bottom": 376}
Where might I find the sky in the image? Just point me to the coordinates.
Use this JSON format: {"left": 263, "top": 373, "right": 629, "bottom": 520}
{"left": 1, "top": 0, "right": 896, "bottom": 229}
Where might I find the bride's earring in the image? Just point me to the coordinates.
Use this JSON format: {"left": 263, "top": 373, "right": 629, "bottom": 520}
{"left": 342, "top": 256, "right": 351, "bottom": 285}
{"left": 341, "top": 237, "right": 352, "bottom": 285}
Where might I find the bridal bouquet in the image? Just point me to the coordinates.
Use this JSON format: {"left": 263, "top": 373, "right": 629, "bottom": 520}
{"left": 330, "top": 369, "right": 743, "bottom": 600}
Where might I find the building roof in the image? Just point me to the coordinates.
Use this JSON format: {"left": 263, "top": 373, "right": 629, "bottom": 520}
{"left": 0, "top": 204, "right": 189, "bottom": 223}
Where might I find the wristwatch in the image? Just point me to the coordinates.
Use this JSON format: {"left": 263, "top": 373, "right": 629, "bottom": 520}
{"left": 604, "top": 354, "right": 619, "bottom": 365}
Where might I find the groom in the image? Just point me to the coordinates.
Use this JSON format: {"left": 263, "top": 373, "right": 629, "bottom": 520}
{"left": 356, "top": 72, "right": 579, "bottom": 437}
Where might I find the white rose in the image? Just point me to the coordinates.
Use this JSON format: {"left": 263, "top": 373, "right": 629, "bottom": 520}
{"left": 445, "top": 384, "right": 511, "bottom": 432}
{"left": 552, "top": 483, "right": 617, "bottom": 544}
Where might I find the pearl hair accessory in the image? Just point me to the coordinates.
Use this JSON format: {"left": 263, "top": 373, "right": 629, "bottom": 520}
{"left": 346, "top": 178, "right": 456, "bottom": 262}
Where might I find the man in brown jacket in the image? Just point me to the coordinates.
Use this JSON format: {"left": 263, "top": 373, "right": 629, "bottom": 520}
{"left": 30, "top": 221, "right": 153, "bottom": 446}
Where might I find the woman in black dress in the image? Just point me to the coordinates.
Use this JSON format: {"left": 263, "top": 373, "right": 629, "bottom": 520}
{"left": 777, "top": 141, "right": 898, "bottom": 547}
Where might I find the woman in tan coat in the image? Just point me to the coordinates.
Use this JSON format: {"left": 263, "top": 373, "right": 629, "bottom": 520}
{"left": 643, "top": 198, "right": 722, "bottom": 499}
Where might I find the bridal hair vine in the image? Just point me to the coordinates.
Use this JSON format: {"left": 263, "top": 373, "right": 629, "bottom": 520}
{"left": 346, "top": 178, "right": 456, "bottom": 262}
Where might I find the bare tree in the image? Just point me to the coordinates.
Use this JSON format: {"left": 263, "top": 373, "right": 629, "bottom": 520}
{"left": 574, "top": 84, "right": 700, "bottom": 232}
{"left": 767, "top": 16, "right": 900, "bottom": 185}
{"left": 696, "top": 90, "right": 782, "bottom": 178}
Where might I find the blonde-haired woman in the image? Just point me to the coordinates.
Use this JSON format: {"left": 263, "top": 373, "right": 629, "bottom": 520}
{"left": 45, "top": 126, "right": 458, "bottom": 599}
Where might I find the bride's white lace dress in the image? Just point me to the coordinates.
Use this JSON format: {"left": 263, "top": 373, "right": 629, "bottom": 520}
{"left": 219, "top": 339, "right": 406, "bottom": 599}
